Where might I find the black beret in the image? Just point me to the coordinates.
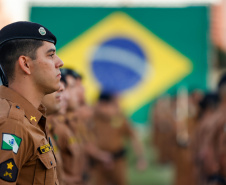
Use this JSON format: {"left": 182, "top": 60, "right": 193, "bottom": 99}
{"left": 0, "top": 21, "right": 57, "bottom": 46}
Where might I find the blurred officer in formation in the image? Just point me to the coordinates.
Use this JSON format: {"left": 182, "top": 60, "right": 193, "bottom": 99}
{"left": 61, "top": 68, "right": 115, "bottom": 185}
{"left": 91, "top": 93, "right": 147, "bottom": 185}
{"left": 0, "top": 21, "right": 63, "bottom": 184}
{"left": 173, "top": 89, "right": 203, "bottom": 185}
{"left": 152, "top": 73, "right": 226, "bottom": 185}
{"left": 191, "top": 92, "right": 219, "bottom": 185}
{"left": 152, "top": 95, "right": 176, "bottom": 164}
{"left": 192, "top": 74, "right": 226, "bottom": 185}
{"left": 41, "top": 80, "right": 66, "bottom": 185}
{"left": 152, "top": 88, "right": 205, "bottom": 185}
{"left": 50, "top": 72, "right": 83, "bottom": 185}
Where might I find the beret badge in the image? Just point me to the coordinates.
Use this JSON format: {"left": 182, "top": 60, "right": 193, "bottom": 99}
{"left": 38, "top": 27, "right": 46, "bottom": 36}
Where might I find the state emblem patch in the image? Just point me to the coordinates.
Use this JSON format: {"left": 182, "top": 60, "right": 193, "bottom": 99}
{"left": 1, "top": 133, "right": 22, "bottom": 154}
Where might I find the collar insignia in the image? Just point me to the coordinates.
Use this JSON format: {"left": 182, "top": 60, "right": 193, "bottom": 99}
{"left": 30, "top": 116, "right": 37, "bottom": 122}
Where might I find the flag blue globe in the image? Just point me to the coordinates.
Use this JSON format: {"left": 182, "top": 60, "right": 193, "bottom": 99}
{"left": 91, "top": 37, "right": 148, "bottom": 93}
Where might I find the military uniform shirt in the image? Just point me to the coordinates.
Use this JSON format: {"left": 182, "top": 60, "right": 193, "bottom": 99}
{"left": 47, "top": 115, "right": 65, "bottom": 185}
{"left": 66, "top": 111, "right": 90, "bottom": 144}
{"left": 54, "top": 114, "right": 83, "bottom": 185}
{"left": 93, "top": 112, "right": 133, "bottom": 153}
{"left": 0, "top": 86, "right": 58, "bottom": 185}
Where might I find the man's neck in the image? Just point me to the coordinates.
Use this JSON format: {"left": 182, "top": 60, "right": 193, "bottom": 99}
{"left": 9, "top": 81, "right": 44, "bottom": 109}
{"left": 220, "top": 101, "right": 226, "bottom": 108}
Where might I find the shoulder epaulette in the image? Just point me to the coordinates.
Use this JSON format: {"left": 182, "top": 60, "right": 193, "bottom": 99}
{"left": 8, "top": 103, "right": 25, "bottom": 122}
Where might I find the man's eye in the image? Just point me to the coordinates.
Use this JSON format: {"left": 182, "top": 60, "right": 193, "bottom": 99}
{"left": 50, "top": 54, "right": 54, "bottom": 58}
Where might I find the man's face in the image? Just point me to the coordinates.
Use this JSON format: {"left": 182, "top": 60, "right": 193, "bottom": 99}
{"left": 98, "top": 101, "right": 117, "bottom": 117}
{"left": 59, "top": 83, "right": 69, "bottom": 115}
{"left": 78, "top": 104, "right": 93, "bottom": 120}
{"left": 66, "top": 75, "right": 79, "bottom": 110}
{"left": 42, "top": 81, "right": 65, "bottom": 115}
{"left": 219, "top": 84, "right": 226, "bottom": 101}
{"left": 75, "top": 79, "right": 85, "bottom": 105}
{"left": 31, "top": 41, "right": 63, "bottom": 94}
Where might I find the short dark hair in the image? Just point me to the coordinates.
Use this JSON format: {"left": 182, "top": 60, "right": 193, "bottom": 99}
{"left": 218, "top": 73, "right": 226, "bottom": 90}
{"left": 60, "top": 72, "right": 67, "bottom": 86}
{"left": 0, "top": 39, "right": 43, "bottom": 82}
{"left": 98, "top": 92, "right": 114, "bottom": 102}
{"left": 60, "top": 68, "right": 82, "bottom": 80}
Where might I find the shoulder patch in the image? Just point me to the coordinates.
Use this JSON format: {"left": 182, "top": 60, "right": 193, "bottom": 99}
{"left": 38, "top": 143, "right": 52, "bottom": 154}
{"left": 0, "top": 158, "right": 18, "bottom": 182}
{"left": 1, "top": 133, "right": 22, "bottom": 154}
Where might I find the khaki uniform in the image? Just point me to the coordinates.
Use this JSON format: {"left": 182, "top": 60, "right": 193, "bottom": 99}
{"left": 66, "top": 109, "right": 112, "bottom": 185}
{"left": 168, "top": 96, "right": 201, "bottom": 185}
{"left": 195, "top": 107, "right": 226, "bottom": 185}
{"left": 152, "top": 100, "right": 176, "bottom": 163}
{"left": 0, "top": 86, "right": 58, "bottom": 185}
{"left": 47, "top": 115, "right": 65, "bottom": 185}
{"left": 65, "top": 111, "right": 87, "bottom": 182}
{"left": 53, "top": 114, "right": 83, "bottom": 185}
{"left": 173, "top": 117, "right": 197, "bottom": 185}
{"left": 191, "top": 110, "right": 218, "bottom": 185}
{"left": 66, "top": 111, "right": 85, "bottom": 143}
{"left": 91, "top": 112, "right": 134, "bottom": 185}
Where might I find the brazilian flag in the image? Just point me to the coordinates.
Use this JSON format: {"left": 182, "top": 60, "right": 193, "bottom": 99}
{"left": 30, "top": 6, "right": 209, "bottom": 125}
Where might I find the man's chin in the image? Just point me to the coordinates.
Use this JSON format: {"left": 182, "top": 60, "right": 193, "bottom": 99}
{"left": 45, "top": 86, "right": 60, "bottom": 95}
{"left": 54, "top": 83, "right": 61, "bottom": 91}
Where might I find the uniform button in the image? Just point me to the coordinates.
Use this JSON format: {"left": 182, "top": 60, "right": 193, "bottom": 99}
{"left": 16, "top": 105, "right": 20, "bottom": 109}
{"left": 50, "top": 161, "right": 53, "bottom": 165}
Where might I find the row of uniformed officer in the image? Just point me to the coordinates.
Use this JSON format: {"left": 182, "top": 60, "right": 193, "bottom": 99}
{"left": 152, "top": 74, "right": 226, "bottom": 185}
{"left": 0, "top": 21, "right": 147, "bottom": 185}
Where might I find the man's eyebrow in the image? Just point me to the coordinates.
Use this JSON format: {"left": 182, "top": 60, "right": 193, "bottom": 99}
{"left": 46, "top": 48, "right": 56, "bottom": 53}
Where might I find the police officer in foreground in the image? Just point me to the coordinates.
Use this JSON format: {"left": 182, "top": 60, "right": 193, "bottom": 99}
{"left": 0, "top": 22, "right": 63, "bottom": 184}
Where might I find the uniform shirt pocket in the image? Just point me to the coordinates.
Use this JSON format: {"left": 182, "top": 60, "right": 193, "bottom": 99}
{"left": 33, "top": 151, "right": 58, "bottom": 185}
{"left": 39, "top": 151, "right": 57, "bottom": 169}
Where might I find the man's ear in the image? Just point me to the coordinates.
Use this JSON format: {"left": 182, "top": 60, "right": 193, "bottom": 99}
{"left": 18, "top": 56, "right": 31, "bottom": 75}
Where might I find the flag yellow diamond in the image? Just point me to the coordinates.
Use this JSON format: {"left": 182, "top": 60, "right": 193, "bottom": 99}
{"left": 58, "top": 12, "right": 192, "bottom": 115}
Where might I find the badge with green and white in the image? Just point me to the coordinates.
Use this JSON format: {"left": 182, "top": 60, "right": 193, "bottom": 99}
{"left": 2, "top": 134, "right": 22, "bottom": 154}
